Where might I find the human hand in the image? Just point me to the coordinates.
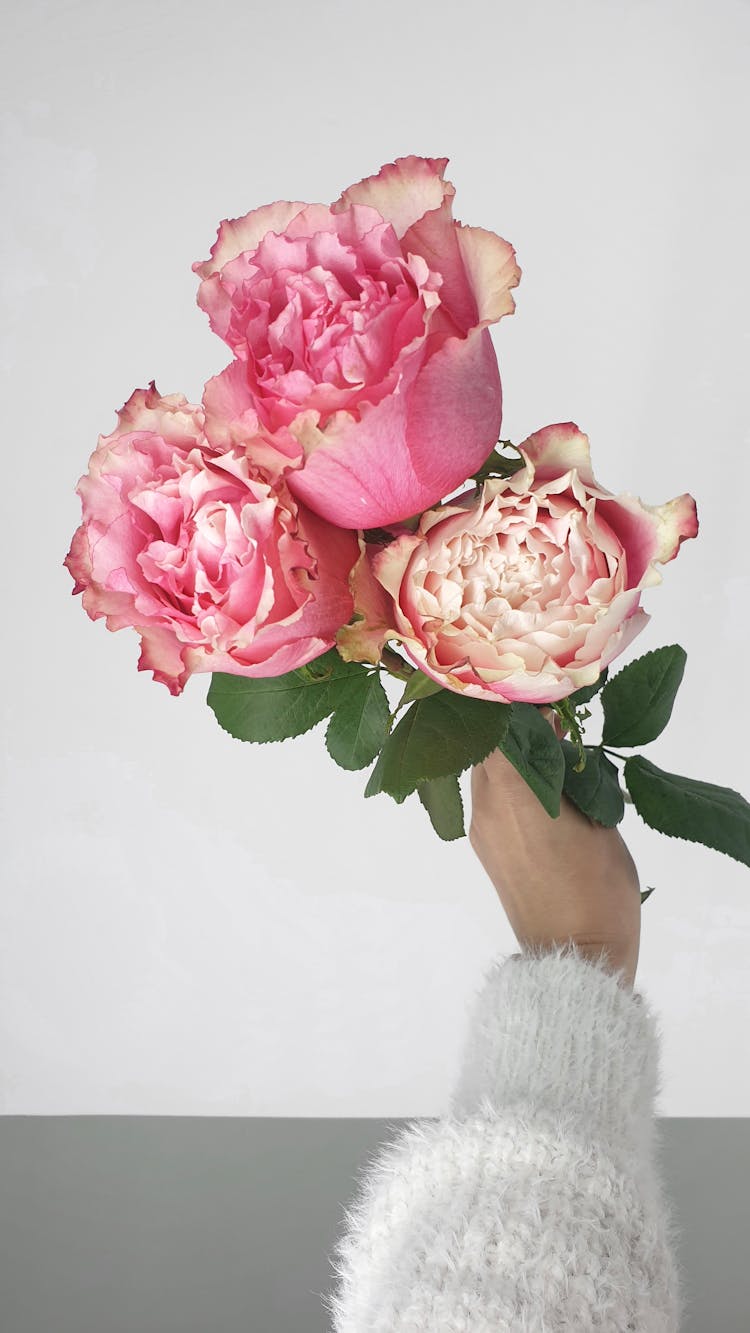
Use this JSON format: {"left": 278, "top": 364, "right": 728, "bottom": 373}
{"left": 469, "top": 722, "right": 641, "bottom": 988}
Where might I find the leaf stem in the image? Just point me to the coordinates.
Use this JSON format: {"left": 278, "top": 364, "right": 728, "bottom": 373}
{"left": 602, "top": 746, "right": 626, "bottom": 761}
{"left": 380, "top": 648, "right": 414, "bottom": 683}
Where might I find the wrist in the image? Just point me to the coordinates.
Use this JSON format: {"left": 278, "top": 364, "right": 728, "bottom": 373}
{"left": 517, "top": 936, "right": 638, "bottom": 989}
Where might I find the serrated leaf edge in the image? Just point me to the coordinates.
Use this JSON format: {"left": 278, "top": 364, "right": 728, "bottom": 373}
{"left": 324, "top": 674, "right": 391, "bottom": 772}
{"left": 624, "top": 756, "right": 750, "bottom": 869}
{"left": 601, "top": 644, "right": 686, "bottom": 747}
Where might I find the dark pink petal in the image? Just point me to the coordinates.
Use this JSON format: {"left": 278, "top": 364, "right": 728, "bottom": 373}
{"left": 286, "top": 327, "right": 501, "bottom": 528}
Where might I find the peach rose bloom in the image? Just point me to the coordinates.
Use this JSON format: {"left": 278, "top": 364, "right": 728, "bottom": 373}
{"left": 64, "top": 385, "right": 357, "bottom": 695}
{"left": 341, "top": 424, "right": 698, "bottom": 705}
{"left": 194, "top": 156, "right": 520, "bottom": 529}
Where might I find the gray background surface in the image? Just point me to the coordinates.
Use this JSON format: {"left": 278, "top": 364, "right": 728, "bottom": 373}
{"left": 0, "top": 1118, "right": 747, "bottom": 1332}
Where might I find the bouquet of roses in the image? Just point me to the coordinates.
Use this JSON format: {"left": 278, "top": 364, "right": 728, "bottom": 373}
{"left": 65, "top": 156, "right": 749, "bottom": 875}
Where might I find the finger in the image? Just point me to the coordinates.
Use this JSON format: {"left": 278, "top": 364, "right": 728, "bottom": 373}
{"left": 476, "top": 706, "right": 562, "bottom": 779}
{"left": 474, "top": 744, "right": 526, "bottom": 792}
{"left": 540, "top": 706, "right": 565, "bottom": 740}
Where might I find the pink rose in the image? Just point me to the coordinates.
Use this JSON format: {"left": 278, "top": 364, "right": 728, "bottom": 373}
{"left": 193, "top": 156, "right": 521, "bottom": 529}
{"left": 340, "top": 424, "right": 698, "bottom": 704}
{"left": 64, "top": 384, "right": 357, "bottom": 695}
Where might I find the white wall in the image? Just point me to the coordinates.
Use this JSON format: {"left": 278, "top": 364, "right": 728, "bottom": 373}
{"left": 2, "top": 0, "right": 748, "bottom": 1117}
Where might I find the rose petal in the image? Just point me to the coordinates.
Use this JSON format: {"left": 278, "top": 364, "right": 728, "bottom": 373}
{"left": 518, "top": 423, "right": 597, "bottom": 486}
{"left": 193, "top": 200, "right": 308, "bottom": 281}
{"left": 454, "top": 224, "right": 522, "bottom": 326}
{"left": 337, "top": 536, "right": 403, "bottom": 663}
{"left": 202, "top": 362, "right": 302, "bottom": 477}
{"left": 331, "top": 156, "right": 454, "bottom": 239}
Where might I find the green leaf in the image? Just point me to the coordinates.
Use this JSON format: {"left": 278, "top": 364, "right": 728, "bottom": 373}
{"left": 601, "top": 645, "right": 686, "bottom": 747}
{"left": 624, "top": 755, "right": 750, "bottom": 868}
{"left": 641, "top": 887, "right": 656, "bottom": 905}
{"left": 325, "top": 672, "right": 391, "bottom": 771}
{"left": 567, "top": 668, "right": 609, "bottom": 707}
{"left": 561, "top": 742, "right": 625, "bottom": 827}
{"left": 499, "top": 703, "right": 566, "bottom": 817}
{"left": 207, "top": 649, "right": 363, "bottom": 743}
{"left": 365, "top": 691, "right": 512, "bottom": 803}
{"left": 397, "top": 670, "right": 444, "bottom": 708}
{"left": 417, "top": 775, "right": 465, "bottom": 841}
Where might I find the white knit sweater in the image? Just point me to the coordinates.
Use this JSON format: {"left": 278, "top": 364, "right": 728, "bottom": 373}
{"left": 327, "top": 946, "right": 682, "bottom": 1331}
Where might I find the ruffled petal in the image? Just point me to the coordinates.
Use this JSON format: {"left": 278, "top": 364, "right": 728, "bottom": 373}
{"left": 193, "top": 200, "right": 308, "bottom": 280}
{"left": 455, "top": 223, "right": 521, "bottom": 326}
{"left": 331, "top": 156, "right": 454, "bottom": 239}
{"left": 201, "top": 362, "right": 302, "bottom": 478}
{"left": 337, "top": 536, "right": 402, "bottom": 664}
{"left": 650, "top": 492, "right": 699, "bottom": 563}
{"left": 518, "top": 423, "right": 597, "bottom": 486}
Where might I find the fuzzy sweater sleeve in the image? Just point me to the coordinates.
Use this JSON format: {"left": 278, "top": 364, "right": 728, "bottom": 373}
{"left": 326, "top": 946, "right": 683, "bottom": 1332}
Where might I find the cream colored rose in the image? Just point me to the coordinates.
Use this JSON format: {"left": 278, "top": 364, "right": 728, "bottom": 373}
{"left": 339, "top": 423, "right": 698, "bottom": 704}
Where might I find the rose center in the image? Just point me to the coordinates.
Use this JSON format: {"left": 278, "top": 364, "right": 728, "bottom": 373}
{"left": 457, "top": 531, "right": 556, "bottom": 614}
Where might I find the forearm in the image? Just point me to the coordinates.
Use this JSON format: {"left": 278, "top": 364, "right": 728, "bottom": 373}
{"left": 328, "top": 948, "right": 682, "bottom": 1332}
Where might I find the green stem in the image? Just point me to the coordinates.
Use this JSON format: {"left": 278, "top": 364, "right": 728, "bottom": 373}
{"left": 601, "top": 746, "right": 626, "bottom": 761}
{"left": 380, "top": 648, "right": 414, "bottom": 683}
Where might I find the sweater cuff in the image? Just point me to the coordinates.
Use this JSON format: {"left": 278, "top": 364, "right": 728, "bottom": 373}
{"left": 449, "top": 945, "right": 661, "bottom": 1160}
